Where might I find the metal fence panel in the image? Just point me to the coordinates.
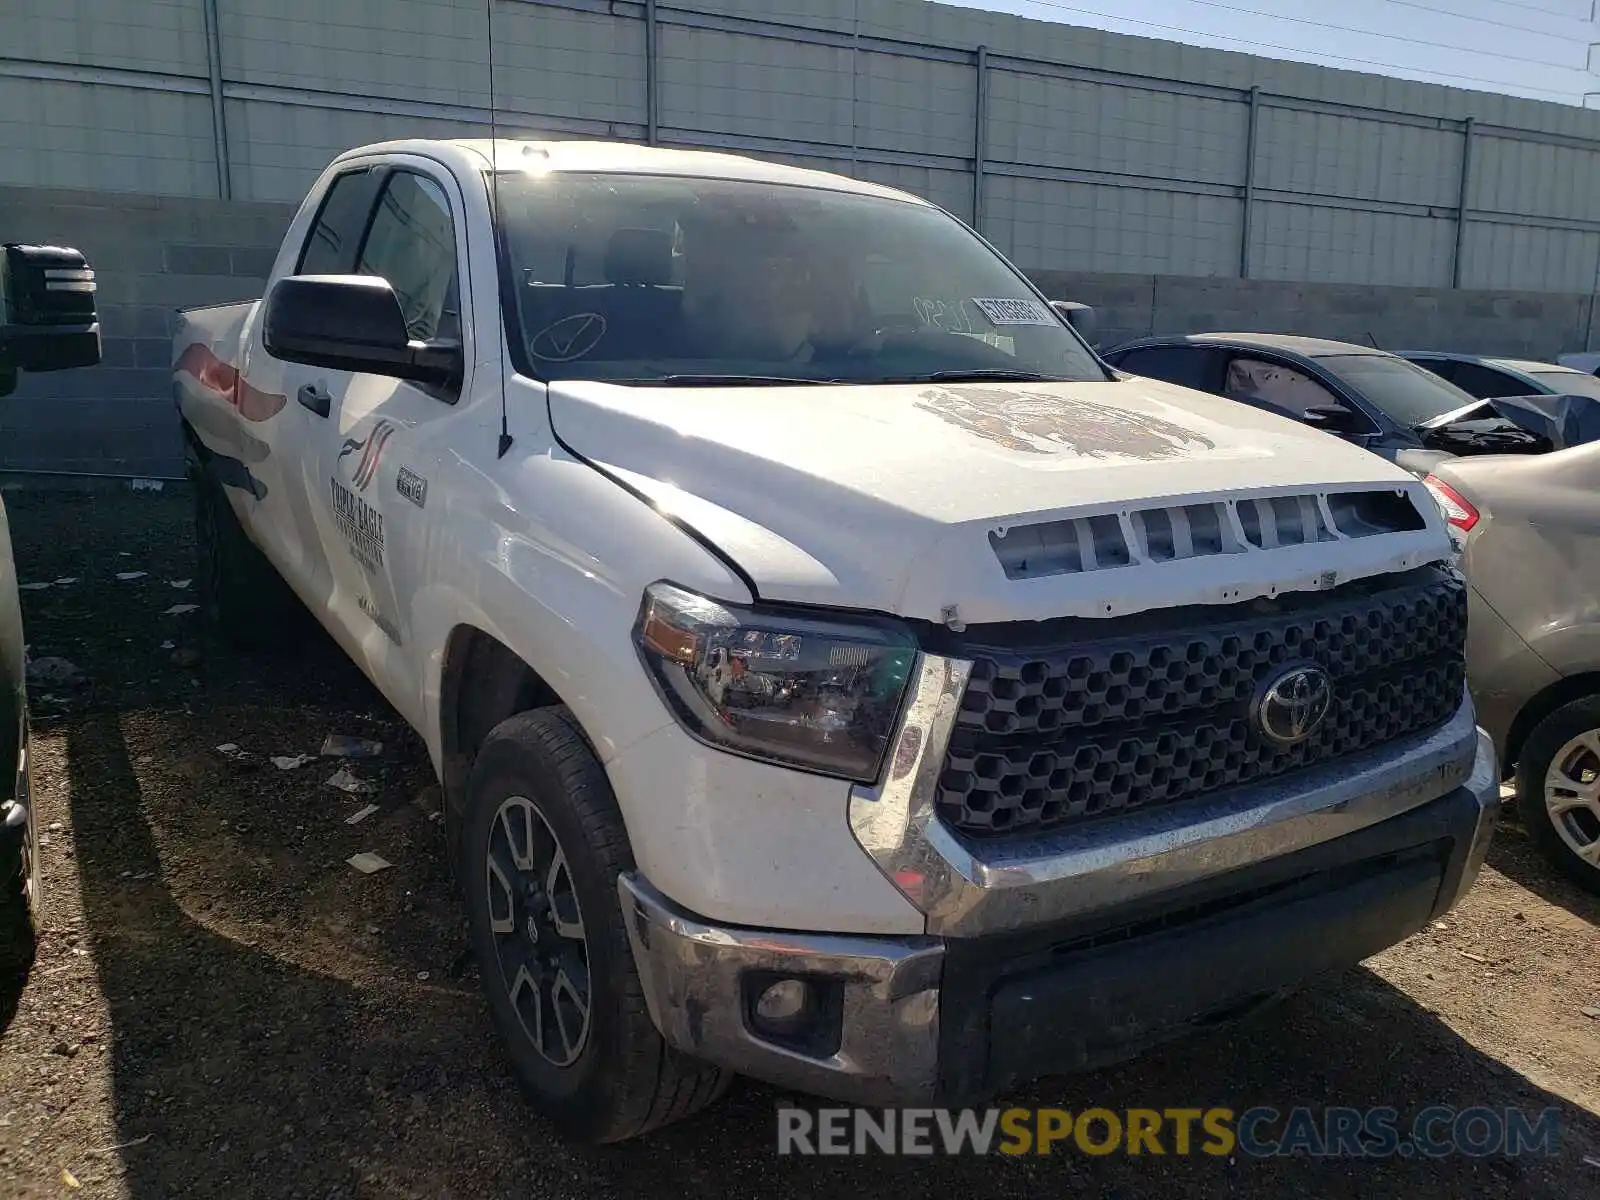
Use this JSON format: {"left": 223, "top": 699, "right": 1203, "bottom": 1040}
{"left": 1470, "top": 133, "right": 1600, "bottom": 225}
{"left": 223, "top": 100, "right": 480, "bottom": 202}
{"left": 854, "top": 50, "right": 975, "bottom": 160}
{"left": 986, "top": 175, "right": 1241, "bottom": 276}
{"left": 1461, "top": 222, "right": 1600, "bottom": 295}
{"left": 218, "top": 0, "right": 488, "bottom": 107}
{"left": 494, "top": 2, "right": 648, "bottom": 128}
{"left": 1254, "top": 107, "right": 1462, "bottom": 209}
{"left": 1250, "top": 200, "right": 1454, "bottom": 287}
{"left": 0, "top": 77, "right": 217, "bottom": 195}
{"left": 5, "top": 0, "right": 1600, "bottom": 295}
{"left": 4, "top": 0, "right": 208, "bottom": 78}
{"left": 987, "top": 71, "right": 1247, "bottom": 187}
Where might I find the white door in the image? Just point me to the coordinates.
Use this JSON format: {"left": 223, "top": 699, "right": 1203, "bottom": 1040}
{"left": 292, "top": 163, "right": 475, "bottom": 721}
{"left": 244, "top": 163, "right": 391, "bottom": 606}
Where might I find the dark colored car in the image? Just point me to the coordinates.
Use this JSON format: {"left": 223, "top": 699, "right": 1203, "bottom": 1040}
{"left": 1102, "top": 333, "right": 1544, "bottom": 474}
{"left": 1, "top": 243, "right": 102, "bottom": 932}
{"left": 1399, "top": 352, "right": 1600, "bottom": 403}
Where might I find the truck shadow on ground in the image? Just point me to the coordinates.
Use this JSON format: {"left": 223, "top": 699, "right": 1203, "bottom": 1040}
{"left": 0, "top": 898, "right": 36, "bottom": 1036}
{"left": 1484, "top": 824, "right": 1600, "bottom": 927}
{"left": 54, "top": 709, "right": 1600, "bottom": 1200}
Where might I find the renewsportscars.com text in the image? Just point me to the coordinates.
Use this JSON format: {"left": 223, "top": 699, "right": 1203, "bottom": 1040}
{"left": 776, "top": 1105, "right": 1561, "bottom": 1158}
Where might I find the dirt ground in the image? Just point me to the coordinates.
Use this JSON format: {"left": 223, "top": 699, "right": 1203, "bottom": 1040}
{"left": 0, "top": 484, "right": 1596, "bottom": 1199}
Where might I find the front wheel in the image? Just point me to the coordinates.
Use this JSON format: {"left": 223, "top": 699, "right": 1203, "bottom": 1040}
{"left": 0, "top": 749, "right": 42, "bottom": 960}
{"left": 460, "top": 708, "right": 729, "bottom": 1142}
{"left": 1514, "top": 698, "right": 1600, "bottom": 895}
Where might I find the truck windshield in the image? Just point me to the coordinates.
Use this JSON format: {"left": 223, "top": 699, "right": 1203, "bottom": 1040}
{"left": 493, "top": 171, "right": 1108, "bottom": 385}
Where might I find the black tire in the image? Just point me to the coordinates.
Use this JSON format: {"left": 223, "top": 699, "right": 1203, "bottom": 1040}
{"left": 0, "top": 803, "right": 41, "bottom": 934}
{"left": 460, "top": 708, "right": 729, "bottom": 1143}
{"left": 1514, "top": 697, "right": 1600, "bottom": 895}
{"left": 190, "top": 453, "right": 302, "bottom": 649}
{"left": 0, "top": 778, "right": 42, "bottom": 966}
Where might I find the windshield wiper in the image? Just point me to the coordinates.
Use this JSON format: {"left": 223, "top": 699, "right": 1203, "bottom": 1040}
{"left": 866, "top": 369, "right": 1074, "bottom": 384}
{"left": 634, "top": 374, "right": 829, "bottom": 387}
{"left": 628, "top": 369, "right": 1077, "bottom": 387}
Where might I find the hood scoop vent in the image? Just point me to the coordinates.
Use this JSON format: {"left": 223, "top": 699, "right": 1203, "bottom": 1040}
{"left": 990, "top": 488, "right": 1427, "bottom": 582}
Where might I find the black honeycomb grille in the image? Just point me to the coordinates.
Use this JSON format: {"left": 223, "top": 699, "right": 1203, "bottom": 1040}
{"left": 937, "top": 570, "right": 1466, "bottom": 836}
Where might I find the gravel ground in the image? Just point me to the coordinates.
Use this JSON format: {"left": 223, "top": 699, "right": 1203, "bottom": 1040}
{"left": 0, "top": 484, "right": 1596, "bottom": 1199}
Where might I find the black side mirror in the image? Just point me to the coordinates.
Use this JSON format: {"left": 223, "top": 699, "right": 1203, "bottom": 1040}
{"left": 263, "top": 275, "right": 461, "bottom": 388}
{"left": 1301, "top": 404, "right": 1364, "bottom": 434}
{"left": 1049, "top": 299, "right": 1097, "bottom": 345}
{"left": 0, "top": 244, "right": 101, "bottom": 384}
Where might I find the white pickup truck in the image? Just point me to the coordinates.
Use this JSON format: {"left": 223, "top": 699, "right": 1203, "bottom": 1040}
{"left": 173, "top": 139, "right": 1499, "bottom": 1142}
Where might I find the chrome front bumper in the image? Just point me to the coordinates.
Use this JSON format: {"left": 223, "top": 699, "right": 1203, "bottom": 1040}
{"left": 619, "top": 674, "right": 1500, "bottom": 1104}
{"left": 618, "top": 873, "right": 945, "bottom": 1104}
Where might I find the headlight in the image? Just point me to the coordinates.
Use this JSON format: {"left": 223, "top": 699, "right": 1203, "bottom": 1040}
{"left": 634, "top": 582, "right": 918, "bottom": 782}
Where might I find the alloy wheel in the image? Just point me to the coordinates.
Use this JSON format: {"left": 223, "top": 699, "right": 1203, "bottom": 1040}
{"left": 1542, "top": 730, "right": 1600, "bottom": 869}
{"left": 484, "top": 795, "right": 592, "bottom": 1067}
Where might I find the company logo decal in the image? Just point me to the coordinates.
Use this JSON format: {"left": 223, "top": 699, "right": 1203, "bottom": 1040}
{"left": 396, "top": 466, "right": 428, "bottom": 509}
{"left": 330, "top": 477, "right": 384, "bottom": 574}
{"left": 1252, "top": 663, "right": 1334, "bottom": 747}
{"left": 358, "top": 594, "right": 402, "bottom": 645}
{"left": 338, "top": 420, "right": 397, "bottom": 492}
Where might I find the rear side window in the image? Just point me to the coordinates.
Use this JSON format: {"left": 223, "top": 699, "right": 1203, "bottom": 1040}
{"left": 1405, "top": 358, "right": 1456, "bottom": 384}
{"left": 1224, "top": 356, "right": 1344, "bottom": 420}
{"left": 1114, "top": 345, "right": 1224, "bottom": 392}
{"left": 1449, "top": 362, "right": 1529, "bottom": 400}
{"left": 296, "top": 168, "right": 384, "bottom": 275}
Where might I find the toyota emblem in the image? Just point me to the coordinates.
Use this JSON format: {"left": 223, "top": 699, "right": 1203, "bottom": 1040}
{"left": 1252, "top": 663, "right": 1333, "bottom": 747}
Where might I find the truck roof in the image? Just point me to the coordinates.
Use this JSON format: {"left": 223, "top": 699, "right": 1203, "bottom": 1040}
{"left": 332, "top": 138, "right": 930, "bottom": 207}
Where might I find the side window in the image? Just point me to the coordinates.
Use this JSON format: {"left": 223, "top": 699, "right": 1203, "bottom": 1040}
{"left": 296, "top": 168, "right": 383, "bottom": 275}
{"left": 356, "top": 171, "right": 460, "bottom": 342}
{"left": 1449, "top": 362, "right": 1525, "bottom": 399}
{"left": 1114, "top": 346, "right": 1224, "bottom": 392}
{"left": 1224, "top": 356, "right": 1345, "bottom": 420}
{"left": 1407, "top": 358, "right": 1457, "bottom": 385}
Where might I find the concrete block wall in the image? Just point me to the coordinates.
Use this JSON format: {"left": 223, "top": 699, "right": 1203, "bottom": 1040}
{"left": 0, "top": 185, "right": 293, "bottom": 477}
{"left": 1031, "top": 270, "right": 1595, "bottom": 361}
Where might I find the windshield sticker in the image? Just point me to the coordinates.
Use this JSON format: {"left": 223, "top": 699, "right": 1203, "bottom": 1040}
{"left": 530, "top": 312, "right": 607, "bottom": 362}
{"left": 971, "top": 298, "right": 1054, "bottom": 327}
{"left": 916, "top": 385, "right": 1215, "bottom": 459}
{"left": 952, "top": 330, "right": 1016, "bottom": 355}
{"left": 913, "top": 297, "right": 977, "bottom": 334}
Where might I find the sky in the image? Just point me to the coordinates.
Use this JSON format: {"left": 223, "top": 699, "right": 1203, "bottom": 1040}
{"left": 948, "top": 0, "right": 1600, "bottom": 106}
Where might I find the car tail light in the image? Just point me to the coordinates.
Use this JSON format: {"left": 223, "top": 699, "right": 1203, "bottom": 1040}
{"left": 1423, "top": 475, "right": 1479, "bottom": 532}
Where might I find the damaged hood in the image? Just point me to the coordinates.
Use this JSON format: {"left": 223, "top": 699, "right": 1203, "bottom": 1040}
{"left": 548, "top": 377, "right": 1446, "bottom": 624}
{"left": 1471, "top": 393, "right": 1600, "bottom": 452}
{"left": 1412, "top": 393, "right": 1600, "bottom": 456}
